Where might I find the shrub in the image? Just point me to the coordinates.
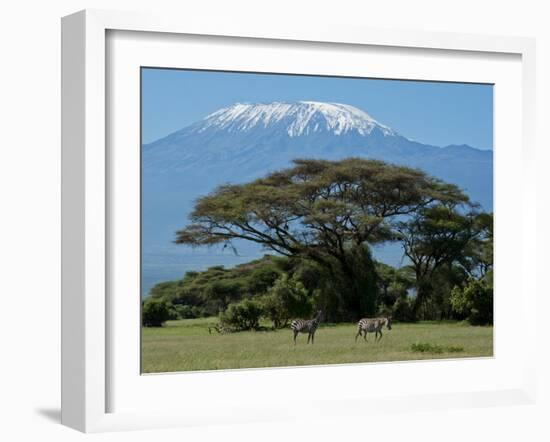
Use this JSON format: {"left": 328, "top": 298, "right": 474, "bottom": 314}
{"left": 142, "top": 298, "right": 171, "bottom": 327}
{"left": 247, "top": 264, "right": 282, "bottom": 294}
{"left": 219, "top": 298, "right": 263, "bottom": 331}
{"left": 292, "top": 260, "right": 324, "bottom": 292}
{"left": 261, "top": 274, "right": 312, "bottom": 328}
{"left": 167, "top": 304, "right": 179, "bottom": 320}
{"left": 411, "top": 342, "right": 464, "bottom": 354}
{"left": 450, "top": 278, "right": 493, "bottom": 325}
{"left": 171, "top": 304, "right": 205, "bottom": 319}
{"left": 148, "top": 280, "right": 181, "bottom": 302}
{"left": 411, "top": 342, "right": 444, "bottom": 354}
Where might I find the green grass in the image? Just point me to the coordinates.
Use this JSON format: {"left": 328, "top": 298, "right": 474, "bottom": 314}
{"left": 410, "top": 342, "right": 464, "bottom": 354}
{"left": 141, "top": 318, "right": 493, "bottom": 373}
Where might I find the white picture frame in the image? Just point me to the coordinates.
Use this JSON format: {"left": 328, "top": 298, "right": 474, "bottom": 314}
{"left": 61, "top": 9, "right": 537, "bottom": 433}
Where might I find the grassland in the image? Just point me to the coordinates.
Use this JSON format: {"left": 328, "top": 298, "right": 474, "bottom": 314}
{"left": 141, "top": 317, "right": 493, "bottom": 373}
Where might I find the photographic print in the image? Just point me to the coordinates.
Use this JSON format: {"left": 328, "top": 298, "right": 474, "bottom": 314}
{"left": 140, "top": 68, "right": 493, "bottom": 373}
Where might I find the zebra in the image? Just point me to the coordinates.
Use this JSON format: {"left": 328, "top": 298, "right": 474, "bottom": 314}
{"left": 290, "top": 310, "right": 323, "bottom": 345}
{"left": 355, "top": 316, "right": 392, "bottom": 342}
{"left": 208, "top": 323, "right": 235, "bottom": 335}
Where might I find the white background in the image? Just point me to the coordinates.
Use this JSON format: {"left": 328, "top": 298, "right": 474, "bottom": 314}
{"left": 0, "top": 1, "right": 548, "bottom": 441}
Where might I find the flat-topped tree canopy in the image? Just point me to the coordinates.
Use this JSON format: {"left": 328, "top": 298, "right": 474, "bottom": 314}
{"left": 175, "top": 157, "right": 470, "bottom": 317}
{"left": 176, "top": 157, "right": 469, "bottom": 256}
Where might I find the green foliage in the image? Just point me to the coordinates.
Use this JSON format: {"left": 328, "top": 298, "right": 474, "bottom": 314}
{"left": 450, "top": 278, "right": 493, "bottom": 325}
{"left": 346, "top": 245, "right": 379, "bottom": 318}
{"left": 411, "top": 342, "right": 464, "bottom": 354}
{"left": 149, "top": 280, "right": 183, "bottom": 302}
{"left": 219, "top": 298, "right": 264, "bottom": 331}
{"left": 460, "top": 212, "right": 493, "bottom": 278}
{"left": 392, "top": 296, "right": 415, "bottom": 322}
{"left": 175, "top": 158, "right": 470, "bottom": 321}
{"left": 146, "top": 255, "right": 284, "bottom": 318}
{"left": 177, "top": 158, "right": 468, "bottom": 250}
{"left": 412, "top": 263, "right": 470, "bottom": 321}
{"left": 205, "top": 278, "right": 245, "bottom": 309}
{"left": 411, "top": 342, "right": 444, "bottom": 353}
{"left": 291, "top": 259, "right": 324, "bottom": 292}
{"left": 397, "top": 204, "right": 483, "bottom": 319}
{"left": 171, "top": 304, "right": 206, "bottom": 319}
{"left": 149, "top": 157, "right": 492, "bottom": 325}
{"left": 376, "top": 263, "right": 415, "bottom": 309}
{"left": 260, "top": 274, "right": 312, "bottom": 328}
{"left": 247, "top": 264, "right": 284, "bottom": 294}
{"left": 142, "top": 298, "right": 171, "bottom": 327}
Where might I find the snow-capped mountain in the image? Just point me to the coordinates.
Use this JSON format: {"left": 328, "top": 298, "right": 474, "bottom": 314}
{"left": 141, "top": 101, "right": 493, "bottom": 296}
{"left": 193, "top": 101, "right": 396, "bottom": 137}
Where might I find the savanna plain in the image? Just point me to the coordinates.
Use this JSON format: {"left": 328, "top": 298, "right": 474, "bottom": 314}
{"left": 142, "top": 318, "right": 493, "bottom": 373}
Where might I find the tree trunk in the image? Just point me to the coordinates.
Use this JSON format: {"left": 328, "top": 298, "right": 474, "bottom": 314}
{"left": 413, "top": 279, "right": 432, "bottom": 320}
{"left": 304, "top": 245, "right": 378, "bottom": 320}
{"left": 339, "top": 246, "right": 378, "bottom": 319}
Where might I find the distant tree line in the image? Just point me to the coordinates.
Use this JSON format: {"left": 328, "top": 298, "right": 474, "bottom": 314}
{"left": 143, "top": 158, "right": 493, "bottom": 329}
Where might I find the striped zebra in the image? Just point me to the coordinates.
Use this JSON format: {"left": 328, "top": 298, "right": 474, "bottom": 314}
{"left": 355, "top": 316, "right": 392, "bottom": 342}
{"left": 208, "top": 323, "right": 235, "bottom": 335}
{"left": 290, "top": 310, "right": 323, "bottom": 345}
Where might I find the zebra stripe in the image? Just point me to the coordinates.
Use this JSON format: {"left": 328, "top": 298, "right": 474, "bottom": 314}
{"left": 355, "top": 316, "right": 392, "bottom": 342}
{"left": 290, "top": 310, "right": 323, "bottom": 345}
{"left": 208, "top": 324, "right": 235, "bottom": 335}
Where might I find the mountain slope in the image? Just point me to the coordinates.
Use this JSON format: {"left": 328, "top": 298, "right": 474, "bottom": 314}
{"left": 141, "top": 101, "right": 493, "bottom": 296}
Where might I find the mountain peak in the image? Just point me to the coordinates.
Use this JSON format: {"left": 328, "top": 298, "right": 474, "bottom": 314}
{"left": 193, "top": 101, "right": 396, "bottom": 138}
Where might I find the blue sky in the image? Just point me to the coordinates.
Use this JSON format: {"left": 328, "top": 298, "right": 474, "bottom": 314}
{"left": 141, "top": 68, "right": 493, "bottom": 150}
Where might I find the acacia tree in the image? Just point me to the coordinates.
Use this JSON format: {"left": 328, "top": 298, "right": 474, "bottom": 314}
{"left": 459, "top": 212, "right": 493, "bottom": 279}
{"left": 376, "top": 262, "right": 415, "bottom": 309}
{"left": 175, "top": 158, "right": 467, "bottom": 318}
{"left": 396, "top": 204, "right": 480, "bottom": 319}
